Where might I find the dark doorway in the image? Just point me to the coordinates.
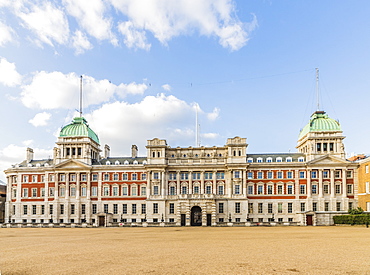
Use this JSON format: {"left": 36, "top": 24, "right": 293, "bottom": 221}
{"left": 98, "top": 216, "right": 105, "bottom": 226}
{"left": 207, "top": 214, "right": 212, "bottom": 226}
{"left": 306, "top": 215, "right": 313, "bottom": 226}
{"left": 181, "top": 214, "right": 186, "bottom": 226}
{"left": 191, "top": 206, "right": 202, "bottom": 226}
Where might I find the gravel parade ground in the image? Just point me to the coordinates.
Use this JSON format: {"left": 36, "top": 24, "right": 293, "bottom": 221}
{"left": 1, "top": 226, "right": 370, "bottom": 274}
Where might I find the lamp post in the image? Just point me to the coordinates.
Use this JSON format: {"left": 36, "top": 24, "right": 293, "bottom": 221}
{"left": 228, "top": 213, "right": 231, "bottom": 223}
{"left": 161, "top": 213, "right": 164, "bottom": 223}
{"left": 120, "top": 213, "right": 124, "bottom": 223}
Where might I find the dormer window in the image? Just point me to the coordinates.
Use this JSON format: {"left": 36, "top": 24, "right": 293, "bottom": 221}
{"left": 266, "top": 157, "right": 272, "bottom": 163}
{"left": 106, "top": 161, "right": 111, "bottom": 165}
{"left": 286, "top": 157, "right": 292, "bottom": 162}
{"left": 124, "top": 160, "right": 129, "bottom": 165}
{"left": 276, "top": 157, "right": 282, "bottom": 162}
{"left": 298, "top": 157, "right": 304, "bottom": 162}
{"left": 247, "top": 158, "right": 253, "bottom": 163}
{"left": 133, "top": 160, "right": 138, "bottom": 165}
{"left": 257, "top": 158, "right": 263, "bottom": 163}
{"left": 115, "top": 160, "right": 120, "bottom": 165}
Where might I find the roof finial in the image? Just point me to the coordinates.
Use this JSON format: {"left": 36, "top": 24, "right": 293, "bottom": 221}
{"left": 316, "top": 68, "right": 320, "bottom": 111}
{"left": 79, "top": 75, "right": 83, "bottom": 117}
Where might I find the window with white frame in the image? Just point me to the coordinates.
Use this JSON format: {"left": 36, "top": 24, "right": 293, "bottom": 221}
{"left": 286, "top": 157, "right": 292, "bottom": 162}
{"left": 60, "top": 174, "right": 65, "bottom": 181}
{"left": 153, "top": 185, "right": 159, "bottom": 195}
{"left": 194, "top": 185, "right": 200, "bottom": 194}
{"left": 32, "top": 188, "right": 37, "bottom": 197}
{"left": 258, "top": 203, "right": 263, "bottom": 213}
{"left": 234, "top": 171, "right": 240, "bottom": 178}
{"left": 277, "top": 185, "right": 283, "bottom": 194}
{"left": 122, "top": 186, "right": 128, "bottom": 196}
{"left": 81, "top": 174, "right": 87, "bottom": 181}
{"left": 112, "top": 186, "right": 118, "bottom": 196}
{"left": 278, "top": 203, "right": 283, "bottom": 213}
{"left": 287, "top": 185, "right": 293, "bottom": 194}
{"left": 123, "top": 173, "right": 128, "bottom": 180}
{"left": 103, "top": 186, "right": 109, "bottom": 196}
{"left": 81, "top": 186, "right": 87, "bottom": 197}
{"left": 300, "top": 184, "right": 306, "bottom": 194}
{"left": 266, "top": 157, "right": 272, "bottom": 163}
{"left": 70, "top": 186, "right": 76, "bottom": 196}
{"left": 335, "top": 185, "right": 341, "bottom": 194}
{"left": 346, "top": 171, "right": 352, "bottom": 178}
{"left": 257, "top": 172, "right": 263, "bottom": 179}
{"left": 335, "top": 170, "right": 341, "bottom": 178}
{"left": 59, "top": 186, "right": 65, "bottom": 197}
{"left": 299, "top": 171, "right": 305, "bottom": 178}
{"left": 234, "top": 184, "right": 240, "bottom": 194}
{"left": 257, "top": 158, "right": 263, "bottom": 163}
{"left": 49, "top": 187, "right": 54, "bottom": 197}
{"left": 323, "top": 171, "right": 329, "bottom": 178}
{"left": 366, "top": 165, "right": 369, "bottom": 174}
{"left": 218, "top": 185, "right": 224, "bottom": 195}
{"left": 169, "top": 186, "right": 176, "bottom": 195}
{"left": 132, "top": 173, "right": 137, "bottom": 180}
{"left": 276, "top": 157, "right": 282, "bottom": 162}
{"left": 204, "top": 172, "right": 213, "bottom": 180}
{"left": 257, "top": 185, "right": 263, "bottom": 194}
{"left": 91, "top": 186, "right": 97, "bottom": 196}
{"left": 247, "top": 172, "right": 253, "bottom": 179}
{"left": 267, "top": 185, "right": 273, "bottom": 195}
{"left": 312, "top": 185, "right": 317, "bottom": 194}
{"left": 104, "top": 174, "right": 109, "bottom": 181}
{"left": 141, "top": 173, "right": 147, "bottom": 180}
{"left": 311, "top": 171, "right": 317, "bottom": 179}
{"left": 298, "top": 157, "right": 304, "bottom": 162}
{"left": 323, "top": 185, "right": 329, "bottom": 194}
{"left": 277, "top": 172, "right": 283, "bottom": 179}
{"left": 267, "top": 171, "right": 273, "bottom": 179}
{"left": 169, "top": 173, "right": 177, "bottom": 180}
{"left": 248, "top": 185, "right": 253, "bottom": 195}
{"left": 92, "top": 174, "right": 98, "bottom": 181}
{"left": 216, "top": 172, "right": 225, "bottom": 179}
{"left": 113, "top": 174, "right": 119, "bottom": 181}
{"left": 180, "top": 173, "right": 188, "bottom": 180}
{"left": 247, "top": 158, "right": 253, "bottom": 163}
{"left": 32, "top": 175, "right": 37, "bottom": 182}
{"left": 268, "top": 203, "right": 273, "bottom": 213}
{"left": 235, "top": 202, "right": 241, "bottom": 213}
{"left": 287, "top": 171, "right": 293, "bottom": 179}
{"left": 141, "top": 186, "right": 147, "bottom": 196}
{"left": 206, "top": 185, "right": 212, "bottom": 194}
{"left": 347, "top": 184, "right": 353, "bottom": 194}
{"left": 181, "top": 186, "right": 187, "bottom": 194}
{"left": 131, "top": 186, "right": 137, "bottom": 196}
{"left": 192, "top": 173, "right": 200, "bottom": 180}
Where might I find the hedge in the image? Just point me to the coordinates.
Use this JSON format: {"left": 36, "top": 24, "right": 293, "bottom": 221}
{"left": 333, "top": 214, "right": 370, "bottom": 225}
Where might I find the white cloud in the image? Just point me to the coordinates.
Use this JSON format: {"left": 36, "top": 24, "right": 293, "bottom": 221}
{"left": 20, "top": 71, "right": 148, "bottom": 109}
{"left": 29, "top": 112, "right": 52, "bottom": 127}
{"left": 22, "top": 139, "right": 34, "bottom": 146}
{"left": 162, "top": 84, "right": 171, "bottom": 91}
{"left": 72, "top": 30, "right": 93, "bottom": 54}
{"left": 63, "top": 0, "right": 117, "bottom": 45}
{"left": 17, "top": 1, "right": 69, "bottom": 47}
{"left": 207, "top": 107, "right": 220, "bottom": 121}
{"left": 0, "top": 21, "right": 14, "bottom": 46}
{"left": 0, "top": 57, "right": 22, "bottom": 87}
{"left": 201, "top": 132, "right": 219, "bottom": 139}
{"left": 110, "top": 0, "right": 257, "bottom": 51}
{"left": 84, "top": 93, "right": 222, "bottom": 155}
{"left": 117, "top": 21, "right": 151, "bottom": 50}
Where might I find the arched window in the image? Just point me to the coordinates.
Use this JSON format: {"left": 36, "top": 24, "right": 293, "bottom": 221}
{"left": 157, "top": 152, "right": 160, "bottom": 158}
{"left": 106, "top": 161, "right": 111, "bottom": 165}
{"left": 115, "top": 160, "right": 120, "bottom": 165}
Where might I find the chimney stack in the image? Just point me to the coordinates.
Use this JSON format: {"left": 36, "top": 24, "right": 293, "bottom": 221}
{"left": 26, "top": 148, "right": 34, "bottom": 163}
{"left": 131, "top": 145, "right": 138, "bottom": 158}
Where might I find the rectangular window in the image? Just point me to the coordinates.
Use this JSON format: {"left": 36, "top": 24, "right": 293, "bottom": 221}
{"left": 312, "top": 185, "right": 317, "bottom": 195}
{"left": 122, "top": 204, "right": 127, "bottom": 214}
{"left": 49, "top": 204, "right": 53, "bottom": 215}
{"left": 103, "top": 186, "right": 109, "bottom": 196}
{"left": 113, "top": 204, "right": 118, "bottom": 214}
{"left": 235, "top": 185, "right": 240, "bottom": 194}
{"left": 336, "top": 202, "right": 341, "bottom": 211}
{"left": 81, "top": 204, "right": 86, "bottom": 215}
{"left": 92, "top": 204, "right": 97, "bottom": 214}
{"left": 169, "top": 173, "right": 177, "bottom": 180}
{"left": 235, "top": 202, "right": 241, "bottom": 214}
{"left": 141, "top": 186, "right": 147, "bottom": 196}
{"left": 59, "top": 186, "right": 65, "bottom": 197}
{"left": 234, "top": 171, "right": 240, "bottom": 178}
{"left": 142, "top": 173, "right": 147, "bottom": 180}
{"left": 299, "top": 171, "right": 305, "bottom": 179}
{"left": 258, "top": 203, "right": 263, "bottom": 214}
{"left": 218, "top": 185, "right": 224, "bottom": 195}
{"left": 60, "top": 204, "right": 64, "bottom": 215}
{"left": 300, "top": 203, "right": 305, "bottom": 212}
{"left": 287, "top": 185, "right": 293, "bottom": 194}
{"left": 366, "top": 165, "right": 369, "bottom": 174}
{"left": 169, "top": 186, "right": 176, "bottom": 195}
{"left": 257, "top": 172, "right": 263, "bottom": 179}
{"left": 323, "top": 185, "right": 329, "bottom": 194}
{"left": 277, "top": 185, "right": 283, "bottom": 195}
{"left": 32, "top": 175, "right": 37, "bottom": 182}
{"left": 347, "top": 184, "right": 353, "bottom": 194}
{"left": 180, "top": 173, "right": 188, "bottom": 180}
{"left": 122, "top": 186, "right": 128, "bottom": 196}
{"left": 13, "top": 188, "right": 16, "bottom": 198}
{"left": 104, "top": 204, "right": 108, "bottom": 214}
{"left": 141, "top": 204, "right": 146, "bottom": 214}
{"left": 216, "top": 172, "right": 225, "bottom": 179}
{"left": 92, "top": 174, "right": 98, "bottom": 181}
{"left": 153, "top": 172, "right": 159, "bottom": 180}
{"left": 325, "top": 202, "right": 329, "bottom": 211}
{"left": 313, "top": 202, "right": 317, "bottom": 212}
{"left": 23, "top": 188, "right": 28, "bottom": 198}
{"left": 60, "top": 174, "right": 65, "bottom": 181}
{"left": 268, "top": 203, "right": 273, "bottom": 214}
{"left": 335, "top": 185, "right": 341, "bottom": 194}
{"left": 288, "top": 203, "right": 293, "bottom": 213}
{"left": 287, "top": 171, "right": 293, "bottom": 179}
{"left": 247, "top": 172, "right": 253, "bottom": 179}
{"left": 71, "top": 204, "right": 75, "bottom": 215}
{"left": 169, "top": 203, "right": 175, "bottom": 214}
{"left": 248, "top": 185, "right": 253, "bottom": 195}
{"left": 32, "top": 205, "right": 37, "bottom": 215}
{"left": 153, "top": 185, "right": 159, "bottom": 195}
{"left": 267, "top": 185, "right": 273, "bottom": 195}
{"left": 219, "top": 203, "right": 224, "bottom": 213}
{"left": 311, "top": 171, "right": 317, "bottom": 178}
{"left": 91, "top": 186, "right": 97, "bottom": 196}
{"left": 181, "top": 186, "right": 187, "bottom": 195}
{"left": 323, "top": 171, "right": 329, "bottom": 178}
{"left": 70, "top": 187, "right": 76, "bottom": 197}
{"left": 132, "top": 173, "right": 137, "bottom": 181}
{"left": 300, "top": 185, "right": 306, "bottom": 194}
{"left": 257, "top": 185, "right": 263, "bottom": 195}
{"left": 248, "top": 203, "right": 253, "bottom": 214}
{"left": 122, "top": 173, "right": 128, "bottom": 180}
{"left": 194, "top": 186, "right": 199, "bottom": 194}
{"left": 49, "top": 174, "right": 55, "bottom": 182}
{"left": 113, "top": 174, "right": 119, "bottom": 181}
{"left": 277, "top": 172, "right": 283, "bottom": 179}
{"left": 81, "top": 186, "right": 87, "bottom": 197}
{"left": 278, "top": 203, "right": 283, "bottom": 213}
{"left": 104, "top": 174, "right": 109, "bottom": 181}
{"left": 81, "top": 174, "right": 87, "bottom": 181}
{"left": 267, "top": 171, "right": 273, "bottom": 179}
{"left": 349, "top": 202, "right": 353, "bottom": 211}
{"left": 206, "top": 185, "right": 212, "bottom": 194}
{"left": 346, "top": 171, "right": 352, "bottom": 178}
{"left": 204, "top": 172, "right": 213, "bottom": 180}
{"left": 335, "top": 170, "right": 341, "bottom": 178}
{"left": 153, "top": 203, "right": 158, "bottom": 214}
{"left": 70, "top": 174, "right": 76, "bottom": 182}
{"left": 132, "top": 204, "right": 137, "bottom": 214}
{"left": 23, "top": 205, "right": 28, "bottom": 215}
{"left": 32, "top": 188, "right": 37, "bottom": 197}
{"left": 131, "top": 186, "right": 137, "bottom": 196}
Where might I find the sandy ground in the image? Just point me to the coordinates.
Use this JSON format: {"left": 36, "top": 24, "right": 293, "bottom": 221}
{"left": 1, "top": 226, "right": 370, "bottom": 275}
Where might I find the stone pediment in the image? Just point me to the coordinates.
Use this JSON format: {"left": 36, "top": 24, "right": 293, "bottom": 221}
{"left": 307, "top": 155, "right": 349, "bottom": 166}
{"left": 55, "top": 159, "right": 91, "bottom": 170}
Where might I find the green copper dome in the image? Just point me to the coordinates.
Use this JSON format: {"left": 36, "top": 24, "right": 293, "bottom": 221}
{"left": 298, "top": 111, "right": 341, "bottom": 140}
{"left": 60, "top": 117, "right": 100, "bottom": 144}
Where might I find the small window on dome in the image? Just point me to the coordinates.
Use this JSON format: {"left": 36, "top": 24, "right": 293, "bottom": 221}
{"left": 133, "top": 160, "right": 138, "bottom": 165}
{"left": 124, "top": 160, "right": 129, "bottom": 165}
{"left": 266, "top": 157, "right": 272, "bottom": 163}
{"left": 106, "top": 161, "right": 111, "bottom": 165}
{"left": 115, "top": 160, "right": 120, "bottom": 165}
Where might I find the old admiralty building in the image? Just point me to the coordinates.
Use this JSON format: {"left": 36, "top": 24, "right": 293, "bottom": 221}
{"left": 4, "top": 111, "right": 359, "bottom": 226}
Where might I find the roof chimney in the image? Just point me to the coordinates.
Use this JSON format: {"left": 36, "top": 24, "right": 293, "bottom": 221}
{"left": 131, "top": 145, "right": 138, "bottom": 158}
{"left": 26, "top": 148, "right": 34, "bottom": 163}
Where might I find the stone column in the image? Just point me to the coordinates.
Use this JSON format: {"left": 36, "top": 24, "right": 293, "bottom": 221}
{"left": 176, "top": 171, "right": 180, "bottom": 195}
{"left": 200, "top": 171, "right": 204, "bottom": 194}
{"left": 213, "top": 170, "right": 217, "bottom": 195}
{"left": 330, "top": 169, "right": 335, "bottom": 198}
{"left": 188, "top": 171, "right": 193, "bottom": 194}
{"left": 318, "top": 169, "right": 323, "bottom": 198}
{"left": 65, "top": 172, "right": 70, "bottom": 223}
{"left": 76, "top": 172, "right": 80, "bottom": 223}
{"left": 342, "top": 169, "right": 347, "bottom": 198}
{"left": 87, "top": 172, "right": 91, "bottom": 223}
{"left": 307, "top": 169, "right": 312, "bottom": 198}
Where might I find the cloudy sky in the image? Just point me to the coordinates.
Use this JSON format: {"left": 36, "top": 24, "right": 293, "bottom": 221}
{"left": 1, "top": 0, "right": 370, "bottom": 181}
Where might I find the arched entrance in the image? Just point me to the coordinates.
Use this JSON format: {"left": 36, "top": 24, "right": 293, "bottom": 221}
{"left": 191, "top": 206, "right": 202, "bottom": 226}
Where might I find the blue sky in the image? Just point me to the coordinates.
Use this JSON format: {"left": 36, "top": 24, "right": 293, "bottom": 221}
{"left": 1, "top": 0, "right": 370, "bottom": 181}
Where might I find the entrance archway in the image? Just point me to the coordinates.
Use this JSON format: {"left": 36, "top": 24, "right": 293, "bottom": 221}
{"left": 191, "top": 206, "right": 202, "bottom": 226}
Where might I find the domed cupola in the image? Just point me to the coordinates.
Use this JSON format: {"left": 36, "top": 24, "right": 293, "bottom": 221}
{"left": 60, "top": 117, "right": 100, "bottom": 144}
{"left": 54, "top": 117, "right": 101, "bottom": 165}
{"left": 297, "top": 111, "right": 345, "bottom": 161}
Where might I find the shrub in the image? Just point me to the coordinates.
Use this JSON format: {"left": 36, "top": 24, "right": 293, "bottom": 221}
{"left": 333, "top": 214, "right": 370, "bottom": 225}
